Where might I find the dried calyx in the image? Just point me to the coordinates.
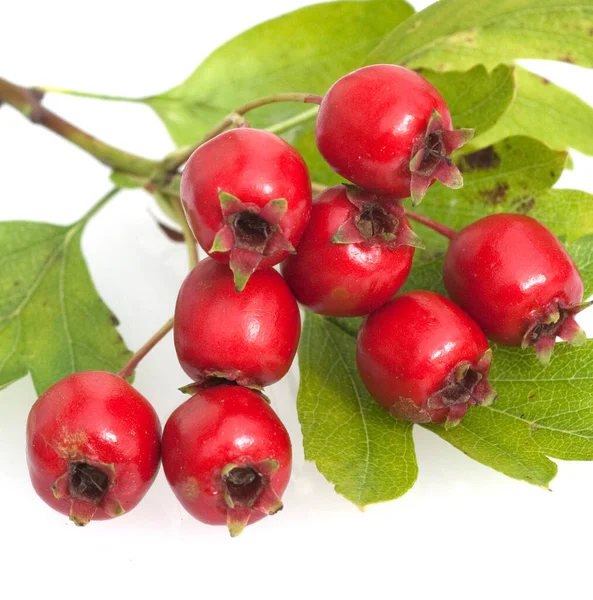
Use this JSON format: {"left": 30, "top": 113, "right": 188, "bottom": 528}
{"left": 51, "top": 460, "right": 125, "bottom": 526}
{"left": 409, "top": 110, "right": 474, "bottom": 206}
{"left": 69, "top": 462, "right": 109, "bottom": 504}
{"left": 523, "top": 301, "right": 590, "bottom": 364}
{"left": 222, "top": 460, "right": 283, "bottom": 537}
{"left": 427, "top": 349, "right": 497, "bottom": 428}
{"left": 331, "top": 185, "right": 423, "bottom": 248}
{"left": 209, "top": 191, "right": 295, "bottom": 291}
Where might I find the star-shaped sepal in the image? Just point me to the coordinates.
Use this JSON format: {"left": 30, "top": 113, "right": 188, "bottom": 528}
{"left": 330, "top": 185, "right": 423, "bottom": 249}
{"left": 221, "top": 459, "right": 283, "bottom": 537}
{"left": 409, "top": 110, "right": 474, "bottom": 206}
{"left": 426, "top": 349, "right": 498, "bottom": 429}
{"left": 209, "top": 190, "right": 295, "bottom": 292}
{"left": 51, "top": 460, "right": 125, "bottom": 526}
{"left": 522, "top": 300, "right": 591, "bottom": 365}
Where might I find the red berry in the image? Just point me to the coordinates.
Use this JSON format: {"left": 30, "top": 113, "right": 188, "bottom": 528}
{"left": 162, "top": 385, "right": 291, "bottom": 537}
{"left": 315, "top": 64, "right": 473, "bottom": 205}
{"left": 174, "top": 257, "right": 301, "bottom": 388}
{"left": 443, "top": 214, "right": 587, "bottom": 364}
{"left": 180, "top": 128, "right": 312, "bottom": 290}
{"left": 357, "top": 291, "right": 497, "bottom": 426}
{"left": 281, "top": 185, "right": 419, "bottom": 317}
{"left": 26, "top": 371, "right": 161, "bottom": 525}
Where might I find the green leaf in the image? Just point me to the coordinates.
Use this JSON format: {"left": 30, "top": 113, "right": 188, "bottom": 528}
{"left": 427, "top": 341, "right": 593, "bottom": 488}
{"left": 472, "top": 68, "right": 593, "bottom": 156}
{"left": 298, "top": 313, "right": 417, "bottom": 507}
{"left": 365, "top": 0, "right": 593, "bottom": 71}
{"left": 400, "top": 250, "right": 448, "bottom": 296}
{"left": 291, "top": 127, "right": 346, "bottom": 189}
{"left": 293, "top": 64, "right": 517, "bottom": 186}
{"left": 326, "top": 306, "right": 593, "bottom": 490}
{"left": 566, "top": 234, "right": 593, "bottom": 296}
{"left": 146, "top": 0, "right": 414, "bottom": 146}
{"left": 0, "top": 219, "right": 132, "bottom": 395}
{"left": 525, "top": 189, "right": 593, "bottom": 242}
{"left": 420, "top": 64, "right": 516, "bottom": 135}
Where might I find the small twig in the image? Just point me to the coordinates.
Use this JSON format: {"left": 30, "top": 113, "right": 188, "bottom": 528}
{"left": 118, "top": 317, "right": 174, "bottom": 380}
{"left": 162, "top": 92, "right": 323, "bottom": 172}
{"left": 0, "top": 77, "right": 158, "bottom": 177}
{"left": 405, "top": 211, "right": 456, "bottom": 240}
{"left": 1, "top": 77, "right": 324, "bottom": 224}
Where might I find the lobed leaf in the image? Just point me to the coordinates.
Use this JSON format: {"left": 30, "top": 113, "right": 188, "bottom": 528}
{"left": 0, "top": 219, "right": 132, "bottom": 395}
{"left": 365, "top": 0, "right": 593, "bottom": 71}
{"left": 421, "top": 64, "right": 517, "bottom": 136}
{"left": 428, "top": 341, "right": 593, "bottom": 487}
{"left": 472, "top": 67, "right": 593, "bottom": 156}
{"left": 566, "top": 234, "right": 593, "bottom": 296}
{"left": 297, "top": 313, "right": 418, "bottom": 507}
{"left": 323, "top": 300, "right": 593, "bottom": 490}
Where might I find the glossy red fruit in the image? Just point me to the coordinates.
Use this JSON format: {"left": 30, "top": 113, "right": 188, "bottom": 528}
{"left": 26, "top": 371, "right": 161, "bottom": 525}
{"left": 162, "top": 385, "right": 291, "bottom": 536}
{"left": 443, "top": 214, "right": 588, "bottom": 364}
{"left": 281, "top": 185, "right": 419, "bottom": 317}
{"left": 315, "top": 64, "right": 473, "bottom": 205}
{"left": 357, "top": 291, "right": 497, "bottom": 426}
{"left": 174, "top": 257, "right": 300, "bottom": 388}
{"left": 180, "top": 128, "right": 312, "bottom": 290}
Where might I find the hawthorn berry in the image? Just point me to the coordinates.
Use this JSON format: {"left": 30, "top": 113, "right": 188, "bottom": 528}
{"left": 180, "top": 128, "right": 312, "bottom": 290}
{"left": 174, "top": 257, "right": 301, "bottom": 388}
{"left": 315, "top": 64, "right": 473, "bottom": 205}
{"left": 162, "top": 385, "right": 291, "bottom": 537}
{"left": 26, "top": 371, "right": 161, "bottom": 525}
{"left": 281, "top": 185, "right": 419, "bottom": 317}
{"left": 357, "top": 291, "right": 497, "bottom": 426}
{"left": 443, "top": 213, "right": 588, "bottom": 364}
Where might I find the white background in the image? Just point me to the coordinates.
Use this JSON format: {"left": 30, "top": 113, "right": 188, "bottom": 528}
{"left": 1, "top": 1, "right": 593, "bottom": 598}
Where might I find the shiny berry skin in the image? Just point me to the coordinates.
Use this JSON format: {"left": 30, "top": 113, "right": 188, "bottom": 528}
{"left": 162, "top": 385, "right": 292, "bottom": 536}
{"left": 26, "top": 371, "right": 161, "bottom": 525}
{"left": 357, "top": 291, "right": 497, "bottom": 426}
{"left": 174, "top": 257, "right": 301, "bottom": 388}
{"left": 180, "top": 128, "right": 312, "bottom": 290}
{"left": 315, "top": 64, "right": 473, "bottom": 205}
{"left": 443, "top": 214, "right": 587, "bottom": 364}
{"left": 281, "top": 185, "right": 418, "bottom": 317}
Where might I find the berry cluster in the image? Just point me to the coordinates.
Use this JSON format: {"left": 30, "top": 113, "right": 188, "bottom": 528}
{"left": 25, "top": 64, "right": 588, "bottom": 535}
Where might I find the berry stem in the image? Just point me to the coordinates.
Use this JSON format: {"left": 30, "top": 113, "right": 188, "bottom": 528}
{"left": 161, "top": 92, "right": 323, "bottom": 172}
{"left": 0, "top": 77, "right": 158, "bottom": 177}
{"left": 118, "top": 317, "right": 174, "bottom": 380}
{"left": 405, "top": 211, "right": 456, "bottom": 240}
{"left": 265, "top": 106, "right": 319, "bottom": 135}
